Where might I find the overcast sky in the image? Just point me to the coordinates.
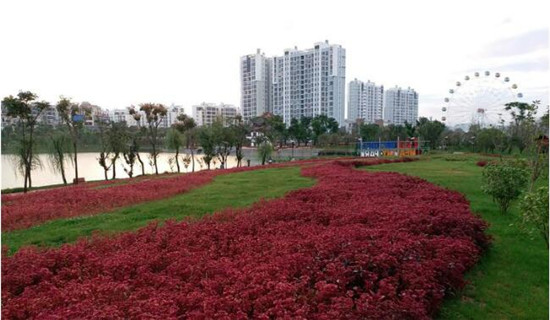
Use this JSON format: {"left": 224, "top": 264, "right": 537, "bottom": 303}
{"left": 1, "top": 0, "right": 548, "bottom": 119}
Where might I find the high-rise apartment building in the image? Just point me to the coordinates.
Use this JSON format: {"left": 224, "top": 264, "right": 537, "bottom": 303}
{"left": 241, "top": 41, "right": 346, "bottom": 127}
{"left": 241, "top": 49, "right": 271, "bottom": 121}
{"left": 271, "top": 41, "right": 346, "bottom": 126}
{"left": 192, "top": 102, "right": 238, "bottom": 126}
{"left": 347, "top": 79, "right": 384, "bottom": 123}
{"left": 383, "top": 86, "right": 419, "bottom": 125}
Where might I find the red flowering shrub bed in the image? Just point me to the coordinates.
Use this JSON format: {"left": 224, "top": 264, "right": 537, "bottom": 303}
{"left": 2, "top": 160, "right": 488, "bottom": 319}
{"left": 1, "top": 157, "right": 414, "bottom": 231}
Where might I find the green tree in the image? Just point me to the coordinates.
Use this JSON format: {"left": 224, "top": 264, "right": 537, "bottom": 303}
{"left": 230, "top": 115, "right": 249, "bottom": 167}
{"left": 379, "top": 124, "right": 406, "bottom": 141}
{"left": 108, "top": 122, "right": 129, "bottom": 179}
{"left": 212, "top": 119, "right": 235, "bottom": 169}
{"left": 165, "top": 128, "right": 184, "bottom": 173}
{"left": 198, "top": 125, "right": 216, "bottom": 170}
{"left": 481, "top": 162, "right": 529, "bottom": 213}
{"left": 256, "top": 136, "right": 273, "bottom": 165}
{"left": 185, "top": 126, "right": 199, "bottom": 172}
{"left": 520, "top": 186, "right": 549, "bottom": 248}
{"left": 172, "top": 114, "right": 197, "bottom": 172}
{"left": 416, "top": 118, "right": 445, "bottom": 149}
{"left": 56, "top": 97, "right": 91, "bottom": 184}
{"left": 96, "top": 119, "right": 113, "bottom": 180}
{"left": 47, "top": 129, "right": 73, "bottom": 185}
{"left": 404, "top": 121, "right": 417, "bottom": 138}
{"left": 266, "top": 114, "right": 287, "bottom": 148}
{"left": 2, "top": 91, "right": 50, "bottom": 192}
{"left": 311, "top": 114, "right": 338, "bottom": 145}
{"left": 287, "top": 116, "right": 313, "bottom": 146}
{"left": 359, "top": 123, "right": 380, "bottom": 141}
{"left": 123, "top": 126, "right": 143, "bottom": 178}
{"left": 477, "top": 128, "right": 507, "bottom": 153}
{"left": 130, "top": 103, "right": 167, "bottom": 175}
{"left": 505, "top": 101, "right": 538, "bottom": 153}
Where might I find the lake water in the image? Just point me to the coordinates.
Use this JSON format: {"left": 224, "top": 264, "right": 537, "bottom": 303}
{"left": 1, "top": 152, "right": 245, "bottom": 189}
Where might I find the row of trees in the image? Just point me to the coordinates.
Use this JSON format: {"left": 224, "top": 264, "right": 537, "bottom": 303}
{"left": 2, "top": 93, "right": 94, "bottom": 192}
{"left": 4, "top": 90, "right": 547, "bottom": 192}
{"left": 2, "top": 93, "right": 187, "bottom": 192}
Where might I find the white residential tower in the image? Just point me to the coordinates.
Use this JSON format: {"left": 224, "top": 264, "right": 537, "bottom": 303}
{"left": 347, "top": 79, "right": 384, "bottom": 123}
{"left": 383, "top": 86, "right": 419, "bottom": 125}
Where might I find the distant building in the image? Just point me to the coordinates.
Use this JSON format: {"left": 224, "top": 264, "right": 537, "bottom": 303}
{"left": 347, "top": 79, "right": 384, "bottom": 124}
{"left": 241, "top": 49, "right": 272, "bottom": 121}
{"left": 110, "top": 108, "right": 135, "bottom": 125}
{"left": 37, "top": 106, "right": 61, "bottom": 126}
{"left": 192, "top": 102, "right": 239, "bottom": 126}
{"left": 163, "top": 104, "right": 187, "bottom": 128}
{"left": 383, "top": 86, "right": 418, "bottom": 126}
{"left": 271, "top": 40, "right": 346, "bottom": 126}
{"left": 110, "top": 104, "right": 186, "bottom": 128}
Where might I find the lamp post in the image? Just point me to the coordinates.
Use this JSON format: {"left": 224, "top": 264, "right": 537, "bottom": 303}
{"left": 358, "top": 138, "right": 363, "bottom": 157}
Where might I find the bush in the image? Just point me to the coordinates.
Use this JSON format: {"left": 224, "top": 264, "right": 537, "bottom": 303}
{"left": 318, "top": 150, "right": 356, "bottom": 156}
{"left": 2, "top": 159, "right": 488, "bottom": 319}
{"left": 481, "top": 162, "right": 529, "bottom": 213}
{"left": 476, "top": 160, "right": 488, "bottom": 167}
{"left": 520, "top": 187, "right": 549, "bottom": 248}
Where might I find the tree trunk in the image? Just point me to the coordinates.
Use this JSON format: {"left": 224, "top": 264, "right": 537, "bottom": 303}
{"left": 175, "top": 148, "right": 180, "bottom": 173}
{"left": 27, "top": 128, "right": 34, "bottom": 189}
{"left": 191, "top": 148, "right": 195, "bottom": 172}
{"left": 23, "top": 166, "right": 29, "bottom": 193}
{"left": 152, "top": 145, "right": 158, "bottom": 175}
{"left": 59, "top": 151, "right": 67, "bottom": 185}
{"left": 28, "top": 165, "right": 32, "bottom": 189}
{"left": 137, "top": 153, "right": 145, "bottom": 176}
{"left": 112, "top": 155, "right": 118, "bottom": 180}
{"left": 73, "top": 141, "right": 79, "bottom": 184}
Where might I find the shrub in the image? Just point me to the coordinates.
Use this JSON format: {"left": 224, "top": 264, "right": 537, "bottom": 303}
{"left": 1, "top": 159, "right": 488, "bottom": 319}
{"left": 520, "top": 186, "right": 549, "bottom": 248}
{"left": 481, "top": 162, "right": 529, "bottom": 213}
{"left": 476, "top": 160, "right": 488, "bottom": 167}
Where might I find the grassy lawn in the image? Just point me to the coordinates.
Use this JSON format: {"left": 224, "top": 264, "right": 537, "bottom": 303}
{"left": 2, "top": 166, "right": 315, "bottom": 254}
{"left": 362, "top": 155, "right": 549, "bottom": 320}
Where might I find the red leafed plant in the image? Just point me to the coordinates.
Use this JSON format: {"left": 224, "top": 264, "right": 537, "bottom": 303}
{"left": 476, "top": 160, "right": 488, "bottom": 167}
{"left": 2, "top": 158, "right": 489, "bottom": 319}
{"left": 0, "top": 157, "right": 412, "bottom": 231}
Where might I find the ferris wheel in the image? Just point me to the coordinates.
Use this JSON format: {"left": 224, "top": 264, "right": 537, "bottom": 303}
{"left": 441, "top": 71, "right": 523, "bottom": 129}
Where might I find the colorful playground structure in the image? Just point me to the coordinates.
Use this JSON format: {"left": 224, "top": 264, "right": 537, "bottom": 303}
{"left": 357, "top": 138, "right": 427, "bottom": 157}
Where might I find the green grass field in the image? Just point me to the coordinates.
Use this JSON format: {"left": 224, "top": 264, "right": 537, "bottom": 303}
{"left": 362, "top": 155, "right": 549, "bottom": 320}
{"left": 2, "top": 167, "right": 315, "bottom": 254}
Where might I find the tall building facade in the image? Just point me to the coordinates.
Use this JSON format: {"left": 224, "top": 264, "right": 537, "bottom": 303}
{"left": 240, "top": 49, "right": 271, "bottom": 121}
{"left": 272, "top": 41, "right": 346, "bottom": 126}
{"left": 192, "top": 102, "right": 238, "bottom": 126}
{"left": 383, "top": 86, "right": 419, "bottom": 125}
{"left": 347, "top": 79, "right": 384, "bottom": 123}
{"left": 241, "top": 41, "right": 346, "bottom": 127}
